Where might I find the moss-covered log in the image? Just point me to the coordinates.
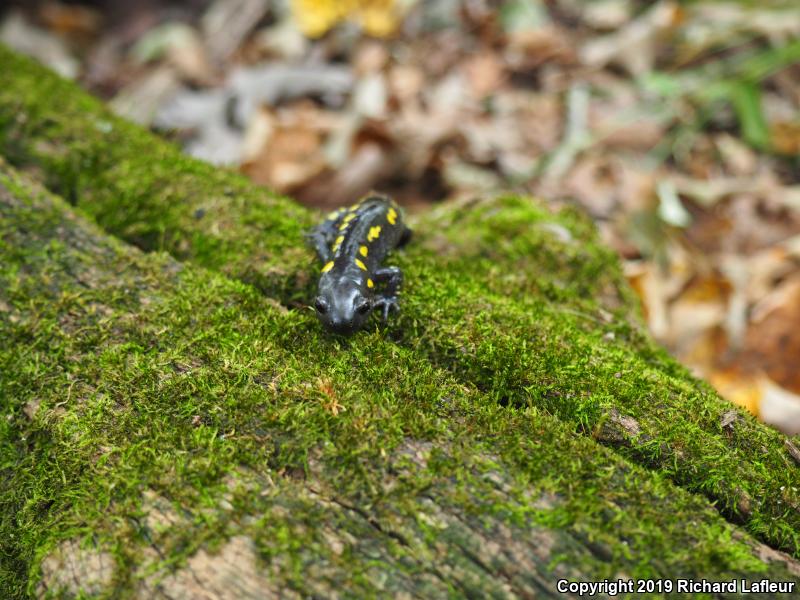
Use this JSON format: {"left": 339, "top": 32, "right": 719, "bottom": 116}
{"left": 3, "top": 161, "right": 800, "bottom": 598}
{"left": 2, "top": 45, "right": 800, "bottom": 559}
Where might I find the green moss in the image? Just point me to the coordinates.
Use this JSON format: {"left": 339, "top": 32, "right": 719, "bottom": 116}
{"left": 2, "top": 165, "right": 798, "bottom": 598}
{"left": 0, "top": 45, "right": 311, "bottom": 303}
{"left": 401, "top": 197, "right": 800, "bottom": 553}
{"left": 1, "top": 44, "right": 800, "bottom": 566}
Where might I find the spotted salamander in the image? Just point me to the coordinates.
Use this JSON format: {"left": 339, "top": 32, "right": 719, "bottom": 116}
{"left": 307, "top": 193, "right": 412, "bottom": 335}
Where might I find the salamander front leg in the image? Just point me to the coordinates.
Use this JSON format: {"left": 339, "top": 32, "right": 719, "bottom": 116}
{"left": 372, "top": 266, "right": 403, "bottom": 321}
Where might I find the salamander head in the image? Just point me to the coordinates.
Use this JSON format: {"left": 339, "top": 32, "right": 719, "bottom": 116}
{"left": 314, "top": 276, "right": 372, "bottom": 335}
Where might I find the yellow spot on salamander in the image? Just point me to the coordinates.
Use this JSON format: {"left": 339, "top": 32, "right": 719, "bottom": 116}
{"left": 321, "top": 261, "right": 334, "bottom": 273}
{"left": 339, "top": 223, "right": 348, "bottom": 231}
{"left": 333, "top": 235, "right": 344, "bottom": 251}
{"left": 327, "top": 209, "right": 342, "bottom": 220}
{"left": 343, "top": 213, "right": 356, "bottom": 223}
{"left": 367, "top": 278, "right": 374, "bottom": 288}
{"left": 355, "top": 258, "right": 367, "bottom": 271}
{"left": 367, "top": 225, "right": 381, "bottom": 241}
{"left": 359, "top": 245, "right": 368, "bottom": 257}
{"left": 387, "top": 208, "right": 397, "bottom": 225}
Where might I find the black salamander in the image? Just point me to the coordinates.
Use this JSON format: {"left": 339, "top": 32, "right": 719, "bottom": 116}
{"left": 307, "top": 193, "right": 412, "bottom": 335}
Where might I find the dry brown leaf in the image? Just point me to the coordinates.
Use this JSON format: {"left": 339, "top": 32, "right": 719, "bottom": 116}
{"left": 354, "top": 40, "right": 390, "bottom": 75}
{"left": 389, "top": 105, "right": 460, "bottom": 178}
{"left": 580, "top": 0, "right": 633, "bottom": 31}
{"left": 465, "top": 91, "right": 560, "bottom": 177}
{"left": 770, "top": 121, "right": 800, "bottom": 156}
{"left": 719, "top": 254, "right": 749, "bottom": 350}
{"left": 110, "top": 65, "right": 181, "bottom": 125}
{"left": 241, "top": 104, "right": 328, "bottom": 190}
{"left": 241, "top": 107, "right": 276, "bottom": 163}
{"left": 714, "top": 134, "right": 758, "bottom": 177}
{"left": 625, "top": 261, "right": 669, "bottom": 340}
{"left": 463, "top": 53, "right": 506, "bottom": 100}
{"left": 388, "top": 64, "right": 425, "bottom": 104}
{"left": 745, "top": 277, "right": 800, "bottom": 395}
{"left": 202, "top": 0, "right": 271, "bottom": 64}
{"left": 131, "top": 22, "right": 214, "bottom": 85}
{"left": 747, "top": 251, "right": 798, "bottom": 320}
{"left": 563, "top": 154, "right": 619, "bottom": 218}
{"left": 708, "top": 369, "right": 760, "bottom": 416}
{"left": 615, "top": 162, "right": 658, "bottom": 214}
{"left": 667, "top": 274, "right": 730, "bottom": 350}
{"left": 593, "top": 111, "right": 666, "bottom": 151}
{"left": 680, "top": 326, "right": 729, "bottom": 379}
{"left": 299, "top": 141, "right": 393, "bottom": 208}
{"left": 251, "top": 19, "right": 310, "bottom": 61}
{"left": 587, "top": 74, "right": 668, "bottom": 150}
{"left": 505, "top": 26, "right": 577, "bottom": 71}
{"left": 709, "top": 370, "right": 800, "bottom": 435}
{"left": 580, "top": 1, "right": 683, "bottom": 76}
{"left": 39, "top": 2, "right": 101, "bottom": 38}
{"left": 759, "top": 377, "right": 800, "bottom": 435}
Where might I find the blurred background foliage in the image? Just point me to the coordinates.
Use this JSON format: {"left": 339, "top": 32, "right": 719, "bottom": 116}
{"left": 1, "top": 0, "right": 799, "bottom": 432}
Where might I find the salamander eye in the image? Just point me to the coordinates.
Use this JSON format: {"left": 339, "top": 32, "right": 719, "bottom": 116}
{"left": 356, "top": 300, "right": 371, "bottom": 315}
{"left": 315, "top": 297, "right": 329, "bottom": 314}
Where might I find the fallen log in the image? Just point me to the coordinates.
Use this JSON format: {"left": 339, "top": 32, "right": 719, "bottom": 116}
{"left": 2, "top": 160, "right": 799, "bottom": 597}
{"left": 1, "top": 44, "right": 799, "bottom": 559}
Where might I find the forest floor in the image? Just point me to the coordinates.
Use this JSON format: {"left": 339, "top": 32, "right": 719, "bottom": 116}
{"left": 2, "top": 0, "right": 800, "bottom": 432}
